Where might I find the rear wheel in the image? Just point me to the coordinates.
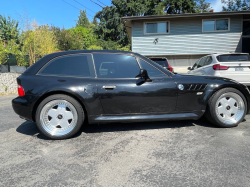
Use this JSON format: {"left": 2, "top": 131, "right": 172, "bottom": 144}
{"left": 205, "top": 88, "right": 247, "bottom": 128}
{"left": 36, "top": 94, "right": 84, "bottom": 139}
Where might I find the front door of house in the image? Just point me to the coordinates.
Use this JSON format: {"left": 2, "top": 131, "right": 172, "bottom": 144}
{"left": 242, "top": 20, "right": 250, "bottom": 54}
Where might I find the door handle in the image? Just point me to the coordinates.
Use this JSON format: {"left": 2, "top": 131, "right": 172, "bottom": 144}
{"left": 102, "top": 85, "right": 116, "bottom": 90}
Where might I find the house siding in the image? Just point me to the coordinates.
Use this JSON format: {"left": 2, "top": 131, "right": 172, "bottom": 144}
{"left": 132, "top": 15, "right": 243, "bottom": 56}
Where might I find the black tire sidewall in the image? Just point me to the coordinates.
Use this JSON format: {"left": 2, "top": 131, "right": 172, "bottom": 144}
{"left": 35, "top": 94, "right": 84, "bottom": 139}
{"left": 207, "top": 88, "right": 247, "bottom": 128}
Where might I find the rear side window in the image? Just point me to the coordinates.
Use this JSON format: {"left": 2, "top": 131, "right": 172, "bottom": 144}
{"left": 94, "top": 53, "right": 140, "bottom": 78}
{"left": 199, "top": 56, "right": 213, "bottom": 67}
{"left": 205, "top": 56, "right": 213, "bottom": 66}
{"left": 217, "top": 55, "right": 250, "bottom": 62}
{"left": 139, "top": 59, "right": 166, "bottom": 77}
{"left": 39, "top": 54, "right": 95, "bottom": 77}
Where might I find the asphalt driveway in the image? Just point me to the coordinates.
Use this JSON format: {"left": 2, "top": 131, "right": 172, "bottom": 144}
{"left": 1, "top": 95, "right": 250, "bottom": 187}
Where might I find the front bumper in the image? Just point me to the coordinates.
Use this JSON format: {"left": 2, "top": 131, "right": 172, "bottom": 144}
{"left": 12, "top": 97, "right": 34, "bottom": 122}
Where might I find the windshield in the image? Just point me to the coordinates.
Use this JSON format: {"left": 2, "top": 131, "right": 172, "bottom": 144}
{"left": 217, "top": 54, "right": 250, "bottom": 62}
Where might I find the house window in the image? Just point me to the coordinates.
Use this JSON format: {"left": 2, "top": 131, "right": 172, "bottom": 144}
{"left": 203, "top": 19, "right": 229, "bottom": 32}
{"left": 145, "top": 22, "right": 169, "bottom": 34}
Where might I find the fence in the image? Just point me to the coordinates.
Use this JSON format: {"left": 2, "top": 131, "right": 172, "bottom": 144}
{"left": 0, "top": 53, "right": 28, "bottom": 73}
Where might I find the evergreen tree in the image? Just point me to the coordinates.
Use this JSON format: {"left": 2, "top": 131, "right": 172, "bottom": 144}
{"left": 92, "top": 17, "right": 98, "bottom": 26}
{"left": 154, "top": 0, "right": 196, "bottom": 14}
{"left": 222, "top": 0, "right": 250, "bottom": 11}
{"left": 76, "top": 10, "right": 90, "bottom": 28}
{"left": 195, "top": 0, "right": 212, "bottom": 12}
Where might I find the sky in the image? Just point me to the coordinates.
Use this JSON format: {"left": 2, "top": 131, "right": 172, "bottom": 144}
{"left": 0, "top": 0, "right": 224, "bottom": 30}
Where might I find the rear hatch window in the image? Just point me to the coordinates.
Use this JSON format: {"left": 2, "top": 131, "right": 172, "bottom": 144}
{"left": 217, "top": 54, "right": 250, "bottom": 62}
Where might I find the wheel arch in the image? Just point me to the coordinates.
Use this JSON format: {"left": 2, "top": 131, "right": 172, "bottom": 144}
{"left": 32, "top": 90, "right": 89, "bottom": 122}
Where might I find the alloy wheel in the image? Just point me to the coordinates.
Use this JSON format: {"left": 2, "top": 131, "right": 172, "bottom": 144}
{"left": 40, "top": 100, "right": 78, "bottom": 136}
{"left": 215, "top": 92, "right": 245, "bottom": 125}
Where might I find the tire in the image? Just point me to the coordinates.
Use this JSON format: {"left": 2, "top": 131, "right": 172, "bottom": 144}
{"left": 205, "top": 88, "right": 247, "bottom": 128}
{"left": 36, "top": 94, "right": 84, "bottom": 139}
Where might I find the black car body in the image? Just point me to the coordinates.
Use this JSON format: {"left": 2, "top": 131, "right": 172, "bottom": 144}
{"left": 12, "top": 50, "right": 250, "bottom": 139}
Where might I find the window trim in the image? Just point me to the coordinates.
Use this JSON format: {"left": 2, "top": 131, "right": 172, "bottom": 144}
{"left": 144, "top": 21, "right": 170, "bottom": 35}
{"left": 37, "top": 53, "right": 96, "bottom": 78}
{"left": 202, "top": 18, "right": 230, "bottom": 33}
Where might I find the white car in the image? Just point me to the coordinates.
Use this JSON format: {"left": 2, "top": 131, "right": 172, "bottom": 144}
{"left": 188, "top": 53, "right": 250, "bottom": 87}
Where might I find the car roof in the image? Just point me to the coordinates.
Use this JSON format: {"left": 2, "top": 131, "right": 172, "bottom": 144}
{"left": 46, "top": 50, "right": 134, "bottom": 58}
{"left": 24, "top": 50, "right": 142, "bottom": 75}
{"left": 211, "top": 53, "right": 249, "bottom": 57}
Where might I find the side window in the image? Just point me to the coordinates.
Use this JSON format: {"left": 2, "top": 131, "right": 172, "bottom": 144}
{"left": 192, "top": 59, "right": 200, "bottom": 70}
{"left": 204, "top": 56, "right": 213, "bottom": 66}
{"left": 39, "top": 54, "right": 95, "bottom": 77}
{"left": 139, "top": 59, "right": 166, "bottom": 77}
{"left": 93, "top": 54, "right": 140, "bottom": 78}
{"left": 197, "top": 57, "right": 207, "bottom": 68}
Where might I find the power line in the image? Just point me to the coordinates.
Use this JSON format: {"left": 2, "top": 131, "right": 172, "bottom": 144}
{"left": 96, "top": 0, "right": 107, "bottom": 6}
{"left": 62, "top": 0, "right": 94, "bottom": 17}
{"left": 72, "top": 0, "right": 96, "bottom": 13}
{"left": 89, "top": 0, "right": 103, "bottom": 8}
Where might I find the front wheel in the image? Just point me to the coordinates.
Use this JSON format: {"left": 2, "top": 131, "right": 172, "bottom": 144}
{"left": 205, "top": 88, "right": 247, "bottom": 128}
{"left": 36, "top": 94, "right": 84, "bottom": 139}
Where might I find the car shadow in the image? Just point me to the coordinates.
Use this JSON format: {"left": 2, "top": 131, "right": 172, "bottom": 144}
{"left": 16, "top": 121, "right": 51, "bottom": 140}
{"left": 16, "top": 118, "right": 220, "bottom": 140}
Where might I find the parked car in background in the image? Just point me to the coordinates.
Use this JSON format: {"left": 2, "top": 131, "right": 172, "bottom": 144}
{"left": 188, "top": 53, "right": 250, "bottom": 87}
{"left": 12, "top": 50, "right": 250, "bottom": 139}
{"left": 149, "top": 57, "right": 174, "bottom": 72}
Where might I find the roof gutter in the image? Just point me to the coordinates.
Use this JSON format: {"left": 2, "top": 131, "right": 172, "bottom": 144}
{"left": 122, "top": 10, "right": 250, "bottom": 21}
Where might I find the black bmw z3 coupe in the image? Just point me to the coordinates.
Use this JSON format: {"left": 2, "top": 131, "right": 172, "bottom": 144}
{"left": 12, "top": 50, "right": 250, "bottom": 139}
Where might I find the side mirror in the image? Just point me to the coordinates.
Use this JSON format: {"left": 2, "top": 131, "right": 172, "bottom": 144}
{"left": 136, "top": 69, "right": 152, "bottom": 82}
{"left": 188, "top": 67, "right": 192, "bottom": 70}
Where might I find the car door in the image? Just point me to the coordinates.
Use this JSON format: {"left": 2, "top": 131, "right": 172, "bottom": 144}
{"left": 93, "top": 53, "right": 178, "bottom": 115}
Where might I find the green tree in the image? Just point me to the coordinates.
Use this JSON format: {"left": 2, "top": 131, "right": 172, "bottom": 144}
{"left": 6, "top": 40, "right": 28, "bottom": 66}
{"left": 154, "top": 0, "right": 196, "bottom": 14}
{"left": 0, "top": 41, "right": 9, "bottom": 65}
{"left": 22, "top": 23, "right": 57, "bottom": 65}
{"left": 76, "top": 10, "right": 90, "bottom": 28}
{"left": 95, "top": 6, "right": 128, "bottom": 45}
{"left": 87, "top": 45, "right": 103, "bottom": 50}
{"left": 92, "top": 17, "right": 98, "bottom": 26}
{"left": 112, "top": 0, "right": 160, "bottom": 16}
{"left": 222, "top": 0, "right": 250, "bottom": 11}
{"left": 195, "top": 0, "right": 212, "bottom": 12}
{"left": 0, "top": 15, "right": 19, "bottom": 42}
{"left": 51, "top": 26, "right": 97, "bottom": 51}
